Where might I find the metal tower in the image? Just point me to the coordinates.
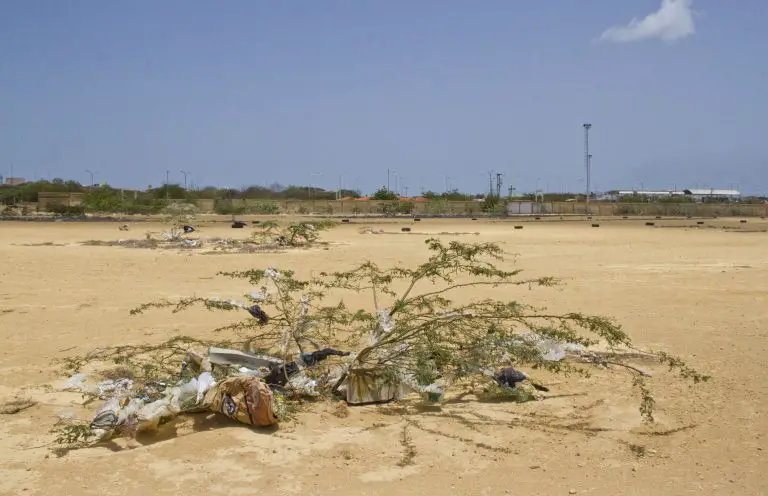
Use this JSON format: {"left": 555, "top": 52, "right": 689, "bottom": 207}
{"left": 583, "top": 123, "right": 592, "bottom": 212}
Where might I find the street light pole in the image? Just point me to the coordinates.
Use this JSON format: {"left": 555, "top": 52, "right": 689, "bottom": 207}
{"left": 583, "top": 123, "right": 592, "bottom": 214}
{"left": 85, "top": 169, "right": 94, "bottom": 188}
{"left": 179, "top": 169, "right": 189, "bottom": 189}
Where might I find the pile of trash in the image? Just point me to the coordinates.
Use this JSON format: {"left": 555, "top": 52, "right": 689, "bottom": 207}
{"left": 57, "top": 265, "right": 596, "bottom": 447}
{"left": 62, "top": 344, "right": 355, "bottom": 444}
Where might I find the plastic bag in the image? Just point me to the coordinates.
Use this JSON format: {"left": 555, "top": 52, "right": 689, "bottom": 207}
{"left": 286, "top": 374, "right": 319, "bottom": 396}
{"left": 89, "top": 396, "right": 122, "bottom": 442}
{"left": 377, "top": 309, "right": 394, "bottom": 333}
{"left": 264, "top": 267, "right": 280, "bottom": 279}
{"left": 419, "top": 382, "right": 444, "bottom": 403}
{"left": 136, "top": 398, "right": 176, "bottom": 433}
{"left": 169, "top": 377, "right": 199, "bottom": 412}
{"left": 97, "top": 378, "right": 134, "bottom": 399}
{"left": 196, "top": 372, "right": 216, "bottom": 404}
{"left": 238, "top": 367, "right": 268, "bottom": 377}
{"left": 63, "top": 373, "right": 96, "bottom": 394}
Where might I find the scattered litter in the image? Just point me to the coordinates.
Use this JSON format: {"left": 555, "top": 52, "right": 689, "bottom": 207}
{"left": 494, "top": 367, "right": 527, "bottom": 388}
{"left": 494, "top": 367, "right": 549, "bottom": 393}
{"left": 183, "top": 225, "right": 196, "bottom": 233}
{"left": 196, "top": 372, "right": 216, "bottom": 404}
{"left": 208, "top": 347, "right": 283, "bottom": 370}
{"left": 248, "top": 287, "right": 269, "bottom": 301}
{"left": 205, "top": 376, "right": 278, "bottom": 427}
{"left": 346, "top": 369, "right": 409, "bottom": 405}
{"left": 247, "top": 304, "right": 269, "bottom": 325}
{"left": 419, "top": 382, "right": 445, "bottom": 404}
{"left": 286, "top": 374, "right": 320, "bottom": 396}
{"left": 64, "top": 373, "right": 89, "bottom": 392}
{"left": 300, "top": 348, "right": 351, "bottom": 366}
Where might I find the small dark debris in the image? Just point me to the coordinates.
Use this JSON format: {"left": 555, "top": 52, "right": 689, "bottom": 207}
{"left": 646, "top": 222, "right": 655, "bottom": 226}
{"left": 697, "top": 221, "right": 705, "bottom": 225}
{"left": 655, "top": 216, "right": 662, "bottom": 219}
{"left": 622, "top": 216, "right": 628, "bottom": 219}
{"left": 414, "top": 218, "right": 422, "bottom": 222}
{"left": 341, "top": 219, "right": 350, "bottom": 223}
{"left": 251, "top": 220, "right": 261, "bottom": 224}
{"left": 247, "top": 304, "right": 269, "bottom": 325}
{"left": 401, "top": 227, "right": 411, "bottom": 232}
{"left": 514, "top": 226, "right": 524, "bottom": 230}
{"left": 231, "top": 221, "right": 246, "bottom": 229}
{"left": 591, "top": 224, "right": 600, "bottom": 228}
{"left": 535, "top": 216, "right": 541, "bottom": 220}
{"left": 740, "top": 220, "right": 747, "bottom": 224}
{"left": 471, "top": 218, "right": 478, "bottom": 221}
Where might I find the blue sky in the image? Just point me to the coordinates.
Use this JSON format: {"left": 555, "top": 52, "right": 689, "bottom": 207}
{"left": 1, "top": 1, "right": 766, "bottom": 195}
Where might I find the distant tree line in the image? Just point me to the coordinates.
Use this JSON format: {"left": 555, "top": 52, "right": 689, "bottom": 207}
{"left": 1, "top": 178, "right": 764, "bottom": 216}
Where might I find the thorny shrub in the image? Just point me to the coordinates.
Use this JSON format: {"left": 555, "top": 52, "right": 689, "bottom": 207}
{"left": 60, "top": 238, "right": 709, "bottom": 426}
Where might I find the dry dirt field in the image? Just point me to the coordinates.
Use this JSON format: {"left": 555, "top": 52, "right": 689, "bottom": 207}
{"left": 0, "top": 217, "right": 766, "bottom": 495}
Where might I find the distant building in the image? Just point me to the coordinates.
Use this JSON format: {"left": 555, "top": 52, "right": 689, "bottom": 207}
{"left": 683, "top": 189, "right": 741, "bottom": 202}
{"left": 615, "top": 188, "right": 741, "bottom": 202}
{"left": 4, "top": 177, "right": 26, "bottom": 186}
{"left": 37, "top": 192, "right": 84, "bottom": 210}
{"left": 616, "top": 190, "right": 685, "bottom": 198}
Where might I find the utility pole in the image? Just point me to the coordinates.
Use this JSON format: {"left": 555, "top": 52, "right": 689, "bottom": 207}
{"left": 387, "top": 169, "right": 390, "bottom": 192}
{"left": 165, "top": 170, "right": 170, "bottom": 202}
{"left": 495, "top": 173, "right": 503, "bottom": 198}
{"left": 489, "top": 171, "right": 494, "bottom": 197}
{"left": 583, "top": 123, "right": 592, "bottom": 213}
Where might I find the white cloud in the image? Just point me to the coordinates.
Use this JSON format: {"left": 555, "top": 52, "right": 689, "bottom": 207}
{"left": 599, "top": 0, "right": 695, "bottom": 43}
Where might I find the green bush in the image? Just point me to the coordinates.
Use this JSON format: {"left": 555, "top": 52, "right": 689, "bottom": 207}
{"left": 214, "top": 202, "right": 247, "bottom": 215}
{"left": 381, "top": 201, "right": 414, "bottom": 216}
{"left": 250, "top": 202, "right": 280, "bottom": 215}
{"left": 47, "top": 203, "right": 86, "bottom": 216}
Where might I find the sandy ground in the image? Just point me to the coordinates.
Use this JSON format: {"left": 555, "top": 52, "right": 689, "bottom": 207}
{"left": 0, "top": 217, "right": 766, "bottom": 496}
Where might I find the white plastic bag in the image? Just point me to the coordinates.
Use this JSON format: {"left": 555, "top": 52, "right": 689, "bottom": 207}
{"left": 136, "top": 398, "right": 175, "bottom": 433}
{"left": 169, "top": 377, "right": 199, "bottom": 412}
{"left": 286, "top": 374, "right": 319, "bottom": 396}
{"left": 196, "top": 372, "right": 216, "bottom": 404}
{"left": 376, "top": 309, "right": 394, "bottom": 333}
{"left": 63, "top": 373, "right": 92, "bottom": 393}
